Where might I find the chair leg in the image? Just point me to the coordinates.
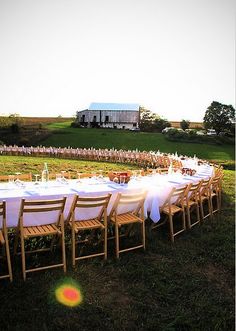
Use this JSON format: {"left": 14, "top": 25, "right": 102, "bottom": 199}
{"left": 186, "top": 207, "right": 191, "bottom": 229}
{"left": 115, "top": 224, "right": 119, "bottom": 258}
{"left": 216, "top": 194, "right": 220, "bottom": 217}
{"left": 20, "top": 234, "right": 26, "bottom": 281}
{"left": 182, "top": 210, "right": 186, "bottom": 231}
{"left": 141, "top": 221, "right": 146, "bottom": 250}
{"left": 208, "top": 198, "right": 213, "bottom": 220}
{"left": 200, "top": 200, "right": 204, "bottom": 221}
{"left": 104, "top": 226, "right": 107, "bottom": 260}
{"left": 5, "top": 235, "right": 13, "bottom": 282}
{"left": 196, "top": 203, "right": 200, "bottom": 224}
{"left": 168, "top": 215, "right": 174, "bottom": 243}
{"left": 61, "top": 230, "right": 66, "bottom": 273}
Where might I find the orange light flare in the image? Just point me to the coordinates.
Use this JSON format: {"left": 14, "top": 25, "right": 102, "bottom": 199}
{"left": 55, "top": 283, "right": 83, "bottom": 307}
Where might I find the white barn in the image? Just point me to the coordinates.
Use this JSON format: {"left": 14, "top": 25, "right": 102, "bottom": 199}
{"left": 76, "top": 102, "right": 140, "bottom": 129}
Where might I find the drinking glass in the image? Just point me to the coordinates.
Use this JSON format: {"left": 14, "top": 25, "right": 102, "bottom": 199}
{"left": 120, "top": 175, "right": 126, "bottom": 186}
{"left": 77, "top": 172, "right": 82, "bottom": 183}
{"left": 97, "top": 170, "right": 103, "bottom": 182}
{"left": 8, "top": 175, "right": 15, "bottom": 188}
{"left": 113, "top": 176, "right": 119, "bottom": 184}
{"left": 137, "top": 170, "right": 142, "bottom": 180}
{"left": 91, "top": 172, "right": 97, "bottom": 181}
{"left": 60, "top": 171, "right": 68, "bottom": 184}
{"left": 152, "top": 169, "right": 157, "bottom": 176}
{"left": 131, "top": 170, "right": 137, "bottom": 180}
{"left": 14, "top": 172, "right": 24, "bottom": 186}
{"left": 33, "top": 174, "right": 40, "bottom": 185}
{"left": 56, "top": 173, "right": 62, "bottom": 182}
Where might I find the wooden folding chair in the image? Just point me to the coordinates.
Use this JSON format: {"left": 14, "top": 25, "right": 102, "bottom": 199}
{"left": 0, "top": 201, "right": 13, "bottom": 281}
{"left": 152, "top": 185, "right": 188, "bottom": 242}
{"left": 199, "top": 178, "right": 212, "bottom": 221}
{"left": 184, "top": 181, "right": 201, "bottom": 229}
{"left": 0, "top": 173, "right": 32, "bottom": 182}
{"left": 77, "top": 173, "right": 94, "bottom": 179}
{"left": 50, "top": 172, "right": 71, "bottom": 180}
{"left": 109, "top": 191, "right": 147, "bottom": 258}
{"left": 209, "top": 175, "right": 222, "bottom": 216}
{"left": 68, "top": 194, "right": 111, "bottom": 267}
{"left": 214, "top": 165, "right": 224, "bottom": 177}
{"left": 14, "top": 197, "right": 67, "bottom": 281}
{"left": 216, "top": 173, "right": 223, "bottom": 211}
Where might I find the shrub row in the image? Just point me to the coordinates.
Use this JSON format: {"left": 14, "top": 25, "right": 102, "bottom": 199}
{"left": 165, "top": 129, "right": 235, "bottom": 145}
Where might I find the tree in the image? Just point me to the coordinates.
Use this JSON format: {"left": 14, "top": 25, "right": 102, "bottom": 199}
{"left": 203, "top": 101, "right": 235, "bottom": 135}
{"left": 153, "top": 117, "right": 171, "bottom": 132}
{"left": 139, "top": 107, "right": 170, "bottom": 132}
{"left": 180, "top": 119, "right": 190, "bottom": 131}
{"left": 139, "top": 107, "right": 157, "bottom": 131}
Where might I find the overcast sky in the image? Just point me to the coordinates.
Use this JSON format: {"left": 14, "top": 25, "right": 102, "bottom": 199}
{"left": 0, "top": 0, "right": 235, "bottom": 121}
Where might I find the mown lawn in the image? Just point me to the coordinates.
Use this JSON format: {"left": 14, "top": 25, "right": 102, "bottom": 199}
{"left": 42, "top": 122, "right": 235, "bottom": 163}
{"left": 0, "top": 157, "right": 234, "bottom": 331}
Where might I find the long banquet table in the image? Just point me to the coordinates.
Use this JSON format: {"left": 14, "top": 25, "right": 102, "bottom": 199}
{"left": 0, "top": 164, "right": 214, "bottom": 228}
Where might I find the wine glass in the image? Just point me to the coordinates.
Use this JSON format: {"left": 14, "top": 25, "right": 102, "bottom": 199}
{"left": 113, "top": 176, "right": 119, "bottom": 184}
{"left": 33, "top": 174, "right": 40, "bottom": 185}
{"left": 61, "top": 171, "right": 68, "bottom": 184}
{"left": 97, "top": 170, "right": 103, "bottom": 182}
{"left": 77, "top": 172, "right": 82, "bottom": 183}
{"left": 137, "top": 170, "right": 143, "bottom": 180}
{"left": 120, "top": 175, "right": 126, "bottom": 186}
{"left": 131, "top": 170, "right": 137, "bottom": 181}
{"left": 8, "top": 175, "right": 15, "bottom": 188}
{"left": 56, "top": 173, "right": 62, "bottom": 181}
{"left": 14, "top": 172, "right": 23, "bottom": 186}
{"left": 152, "top": 169, "right": 157, "bottom": 176}
{"left": 91, "top": 172, "right": 97, "bottom": 182}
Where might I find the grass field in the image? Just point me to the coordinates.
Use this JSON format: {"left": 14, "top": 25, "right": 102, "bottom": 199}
{"left": 0, "top": 156, "right": 234, "bottom": 330}
{"left": 0, "top": 156, "right": 138, "bottom": 176}
{"left": 42, "top": 122, "right": 235, "bottom": 162}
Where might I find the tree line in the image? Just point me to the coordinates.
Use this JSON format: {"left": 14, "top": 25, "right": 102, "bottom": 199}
{"left": 139, "top": 101, "right": 235, "bottom": 135}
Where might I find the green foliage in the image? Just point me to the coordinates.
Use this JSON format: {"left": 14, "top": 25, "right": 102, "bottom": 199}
{"left": 139, "top": 107, "right": 170, "bottom": 132}
{"left": 10, "top": 123, "right": 20, "bottom": 133}
{"left": 165, "top": 128, "right": 235, "bottom": 146}
{"left": 203, "top": 101, "right": 235, "bottom": 135}
{"left": 139, "top": 107, "right": 157, "bottom": 131}
{"left": 153, "top": 117, "right": 171, "bottom": 132}
{"left": 180, "top": 119, "right": 190, "bottom": 131}
{"left": 70, "top": 121, "right": 81, "bottom": 128}
{"left": 167, "top": 128, "right": 187, "bottom": 139}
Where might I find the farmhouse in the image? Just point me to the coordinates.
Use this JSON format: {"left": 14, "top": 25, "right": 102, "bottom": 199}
{"left": 76, "top": 102, "right": 140, "bottom": 129}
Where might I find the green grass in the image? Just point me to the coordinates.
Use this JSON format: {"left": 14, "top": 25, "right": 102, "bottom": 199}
{"left": 42, "top": 122, "right": 235, "bottom": 162}
{"left": 0, "top": 156, "right": 138, "bottom": 176}
{"left": 0, "top": 156, "right": 234, "bottom": 330}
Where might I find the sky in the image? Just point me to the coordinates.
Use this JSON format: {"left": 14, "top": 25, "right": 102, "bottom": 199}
{"left": 0, "top": 0, "right": 235, "bottom": 121}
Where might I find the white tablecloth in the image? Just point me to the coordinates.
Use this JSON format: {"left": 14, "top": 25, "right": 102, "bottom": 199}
{"left": 0, "top": 164, "right": 213, "bottom": 228}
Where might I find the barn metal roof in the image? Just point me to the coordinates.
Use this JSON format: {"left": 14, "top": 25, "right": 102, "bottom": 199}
{"left": 88, "top": 103, "right": 139, "bottom": 111}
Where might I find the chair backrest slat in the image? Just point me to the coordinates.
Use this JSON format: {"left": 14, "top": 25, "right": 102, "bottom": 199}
{"left": 161, "top": 185, "right": 188, "bottom": 210}
{"left": 19, "top": 197, "right": 67, "bottom": 227}
{"left": 109, "top": 191, "right": 147, "bottom": 218}
{"left": 69, "top": 194, "right": 111, "bottom": 222}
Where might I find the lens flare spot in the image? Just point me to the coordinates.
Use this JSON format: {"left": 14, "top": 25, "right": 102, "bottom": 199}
{"left": 55, "top": 284, "right": 82, "bottom": 307}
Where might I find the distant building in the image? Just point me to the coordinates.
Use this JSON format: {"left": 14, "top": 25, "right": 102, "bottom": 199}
{"left": 76, "top": 102, "right": 140, "bottom": 129}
